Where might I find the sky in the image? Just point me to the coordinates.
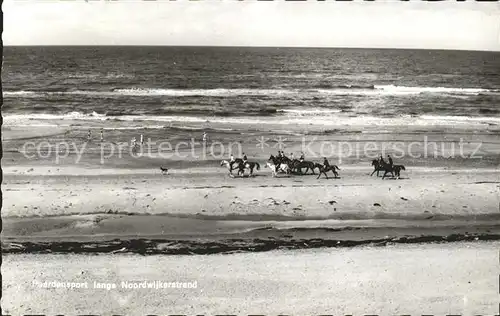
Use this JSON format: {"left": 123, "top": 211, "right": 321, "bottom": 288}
{"left": 3, "top": 0, "right": 500, "bottom": 51}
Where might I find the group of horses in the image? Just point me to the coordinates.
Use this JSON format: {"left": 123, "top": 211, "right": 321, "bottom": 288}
{"left": 370, "top": 159, "right": 406, "bottom": 179}
{"left": 221, "top": 155, "right": 406, "bottom": 180}
{"left": 220, "top": 155, "right": 341, "bottom": 179}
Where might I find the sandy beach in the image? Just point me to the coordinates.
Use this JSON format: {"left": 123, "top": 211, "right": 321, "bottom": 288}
{"left": 3, "top": 241, "right": 500, "bottom": 315}
{"left": 3, "top": 121, "right": 500, "bottom": 248}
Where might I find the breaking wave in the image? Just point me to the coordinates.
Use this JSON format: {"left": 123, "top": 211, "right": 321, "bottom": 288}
{"left": 4, "top": 85, "right": 498, "bottom": 98}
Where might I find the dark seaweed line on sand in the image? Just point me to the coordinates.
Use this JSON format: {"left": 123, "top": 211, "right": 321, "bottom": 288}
{"left": 3, "top": 233, "right": 500, "bottom": 255}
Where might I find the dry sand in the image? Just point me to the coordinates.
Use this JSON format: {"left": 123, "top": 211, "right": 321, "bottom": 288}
{"left": 2, "top": 241, "right": 499, "bottom": 315}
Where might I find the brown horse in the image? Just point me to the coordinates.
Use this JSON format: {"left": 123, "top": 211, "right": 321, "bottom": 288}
{"left": 314, "top": 163, "right": 340, "bottom": 179}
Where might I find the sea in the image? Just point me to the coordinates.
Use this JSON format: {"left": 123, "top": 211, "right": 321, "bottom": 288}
{"left": 3, "top": 46, "right": 500, "bottom": 128}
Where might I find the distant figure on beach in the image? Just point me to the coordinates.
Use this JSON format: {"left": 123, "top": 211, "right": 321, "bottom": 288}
{"left": 387, "top": 154, "right": 393, "bottom": 166}
{"left": 87, "top": 129, "right": 92, "bottom": 141}
{"left": 132, "top": 137, "right": 137, "bottom": 148}
{"left": 100, "top": 129, "right": 104, "bottom": 142}
{"left": 202, "top": 132, "right": 207, "bottom": 143}
{"left": 140, "top": 134, "right": 144, "bottom": 145}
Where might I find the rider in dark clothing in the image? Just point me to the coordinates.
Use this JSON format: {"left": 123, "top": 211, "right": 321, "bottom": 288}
{"left": 299, "top": 153, "right": 305, "bottom": 162}
{"left": 387, "top": 155, "right": 393, "bottom": 166}
{"left": 323, "top": 157, "right": 330, "bottom": 169}
{"left": 379, "top": 155, "right": 386, "bottom": 165}
{"left": 242, "top": 153, "right": 248, "bottom": 163}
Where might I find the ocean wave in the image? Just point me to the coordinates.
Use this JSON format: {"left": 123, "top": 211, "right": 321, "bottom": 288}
{"left": 374, "top": 85, "right": 493, "bottom": 95}
{"left": 4, "top": 111, "right": 500, "bottom": 127}
{"left": 4, "top": 85, "right": 498, "bottom": 98}
{"left": 278, "top": 109, "right": 343, "bottom": 115}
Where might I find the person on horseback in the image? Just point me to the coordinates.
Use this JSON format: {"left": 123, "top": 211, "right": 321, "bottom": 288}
{"left": 290, "top": 153, "right": 295, "bottom": 161}
{"left": 323, "top": 157, "right": 330, "bottom": 169}
{"left": 229, "top": 153, "right": 236, "bottom": 170}
{"left": 379, "top": 154, "right": 386, "bottom": 165}
{"left": 299, "top": 152, "right": 305, "bottom": 162}
{"left": 387, "top": 154, "right": 393, "bottom": 167}
{"left": 242, "top": 153, "right": 248, "bottom": 164}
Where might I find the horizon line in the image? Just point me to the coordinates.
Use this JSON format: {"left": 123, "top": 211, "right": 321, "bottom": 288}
{"left": 3, "top": 44, "right": 500, "bottom": 53}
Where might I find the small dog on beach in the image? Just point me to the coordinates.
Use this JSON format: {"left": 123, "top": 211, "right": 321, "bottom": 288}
{"left": 160, "top": 167, "right": 169, "bottom": 175}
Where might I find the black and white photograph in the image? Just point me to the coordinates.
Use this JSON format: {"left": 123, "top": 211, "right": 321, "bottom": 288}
{"left": 2, "top": 0, "right": 500, "bottom": 314}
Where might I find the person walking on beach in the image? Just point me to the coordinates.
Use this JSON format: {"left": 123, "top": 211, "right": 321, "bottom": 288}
{"left": 87, "top": 129, "right": 92, "bottom": 142}
{"left": 140, "top": 134, "right": 144, "bottom": 145}
{"left": 202, "top": 131, "right": 207, "bottom": 143}
{"left": 100, "top": 129, "right": 104, "bottom": 142}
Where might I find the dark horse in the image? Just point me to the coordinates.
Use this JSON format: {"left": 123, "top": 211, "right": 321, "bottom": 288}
{"left": 392, "top": 165, "right": 406, "bottom": 179}
{"left": 314, "top": 163, "right": 340, "bottom": 179}
{"left": 241, "top": 161, "right": 261, "bottom": 176}
{"left": 371, "top": 159, "right": 394, "bottom": 178}
{"left": 220, "top": 159, "right": 260, "bottom": 177}
{"left": 371, "top": 160, "right": 406, "bottom": 179}
{"left": 291, "top": 159, "right": 316, "bottom": 174}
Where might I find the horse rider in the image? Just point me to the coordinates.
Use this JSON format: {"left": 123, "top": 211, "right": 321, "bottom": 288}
{"left": 290, "top": 152, "right": 295, "bottom": 161}
{"left": 299, "top": 152, "right": 305, "bottom": 162}
{"left": 242, "top": 153, "right": 248, "bottom": 165}
{"left": 379, "top": 154, "right": 386, "bottom": 165}
{"left": 323, "top": 157, "right": 331, "bottom": 169}
{"left": 229, "top": 153, "right": 236, "bottom": 170}
{"left": 387, "top": 154, "right": 393, "bottom": 167}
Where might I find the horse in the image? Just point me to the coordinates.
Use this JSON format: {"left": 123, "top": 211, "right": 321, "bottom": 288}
{"left": 241, "top": 161, "right": 261, "bottom": 176}
{"left": 370, "top": 159, "right": 384, "bottom": 177}
{"left": 377, "top": 160, "right": 399, "bottom": 180}
{"left": 291, "top": 160, "right": 316, "bottom": 174}
{"left": 220, "top": 160, "right": 244, "bottom": 177}
{"left": 221, "top": 159, "right": 260, "bottom": 177}
{"left": 269, "top": 155, "right": 292, "bottom": 174}
{"left": 314, "top": 163, "right": 341, "bottom": 179}
{"left": 266, "top": 162, "right": 289, "bottom": 177}
{"left": 266, "top": 159, "right": 290, "bottom": 177}
{"left": 392, "top": 165, "right": 406, "bottom": 179}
